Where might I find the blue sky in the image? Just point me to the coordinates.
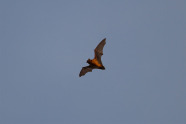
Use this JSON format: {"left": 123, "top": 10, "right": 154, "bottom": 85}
{"left": 0, "top": 0, "right": 186, "bottom": 124}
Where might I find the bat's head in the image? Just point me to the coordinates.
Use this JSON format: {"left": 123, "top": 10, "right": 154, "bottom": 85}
{"left": 87, "top": 59, "right": 92, "bottom": 64}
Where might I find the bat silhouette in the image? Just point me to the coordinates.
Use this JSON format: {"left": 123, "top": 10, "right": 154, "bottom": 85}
{"left": 79, "top": 38, "right": 106, "bottom": 77}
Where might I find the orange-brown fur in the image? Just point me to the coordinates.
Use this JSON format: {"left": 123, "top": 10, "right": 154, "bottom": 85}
{"left": 87, "top": 59, "right": 102, "bottom": 67}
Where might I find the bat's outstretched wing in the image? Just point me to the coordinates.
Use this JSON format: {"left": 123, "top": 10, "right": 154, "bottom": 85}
{"left": 94, "top": 38, "right": 106, "bottom": 65}
{"left": 79, "top": 65, "right": 97, "bottom": 77}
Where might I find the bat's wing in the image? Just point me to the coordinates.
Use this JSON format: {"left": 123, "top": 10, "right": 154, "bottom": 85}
{"left": 79, "top": 65, "right": 97, "bottom": 77}
{"left": 94, "top": 38, "right": 106, "bottom": 65}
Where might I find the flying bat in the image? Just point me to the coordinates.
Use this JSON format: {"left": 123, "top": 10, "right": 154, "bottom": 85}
{"left": 79, "top": 38, "right": 106, "bottom": 77}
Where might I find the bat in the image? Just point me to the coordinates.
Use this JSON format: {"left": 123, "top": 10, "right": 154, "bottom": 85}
{"left": 79, "top": 38, "right": 106, "bottom": 77}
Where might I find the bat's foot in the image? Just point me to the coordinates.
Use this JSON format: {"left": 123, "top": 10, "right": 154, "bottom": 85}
{"left": 99, "top": 66, "right": 105, "bottom": 70}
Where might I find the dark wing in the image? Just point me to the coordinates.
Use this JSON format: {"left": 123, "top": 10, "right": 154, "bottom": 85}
{"left": 79, "top": 65, "right": 97, "bottom": 77}
{"left": 94, "top": 38, "right": 106, "bottom": 64}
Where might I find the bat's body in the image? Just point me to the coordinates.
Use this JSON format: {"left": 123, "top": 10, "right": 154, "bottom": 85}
{"left": 79, "top": 38, "right": 106, "bottom": 77}
{"left": 87, "top": 59, "right": 103, "bottom": 68}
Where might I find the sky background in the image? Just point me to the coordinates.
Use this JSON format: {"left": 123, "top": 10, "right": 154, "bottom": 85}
{"left": 0, "top": 0, "right": 186, "bottom": 124}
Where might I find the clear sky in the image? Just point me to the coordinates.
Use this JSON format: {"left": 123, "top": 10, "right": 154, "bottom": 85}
{"left": 1, "top": 0, "right": 186, "bottom": 124}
